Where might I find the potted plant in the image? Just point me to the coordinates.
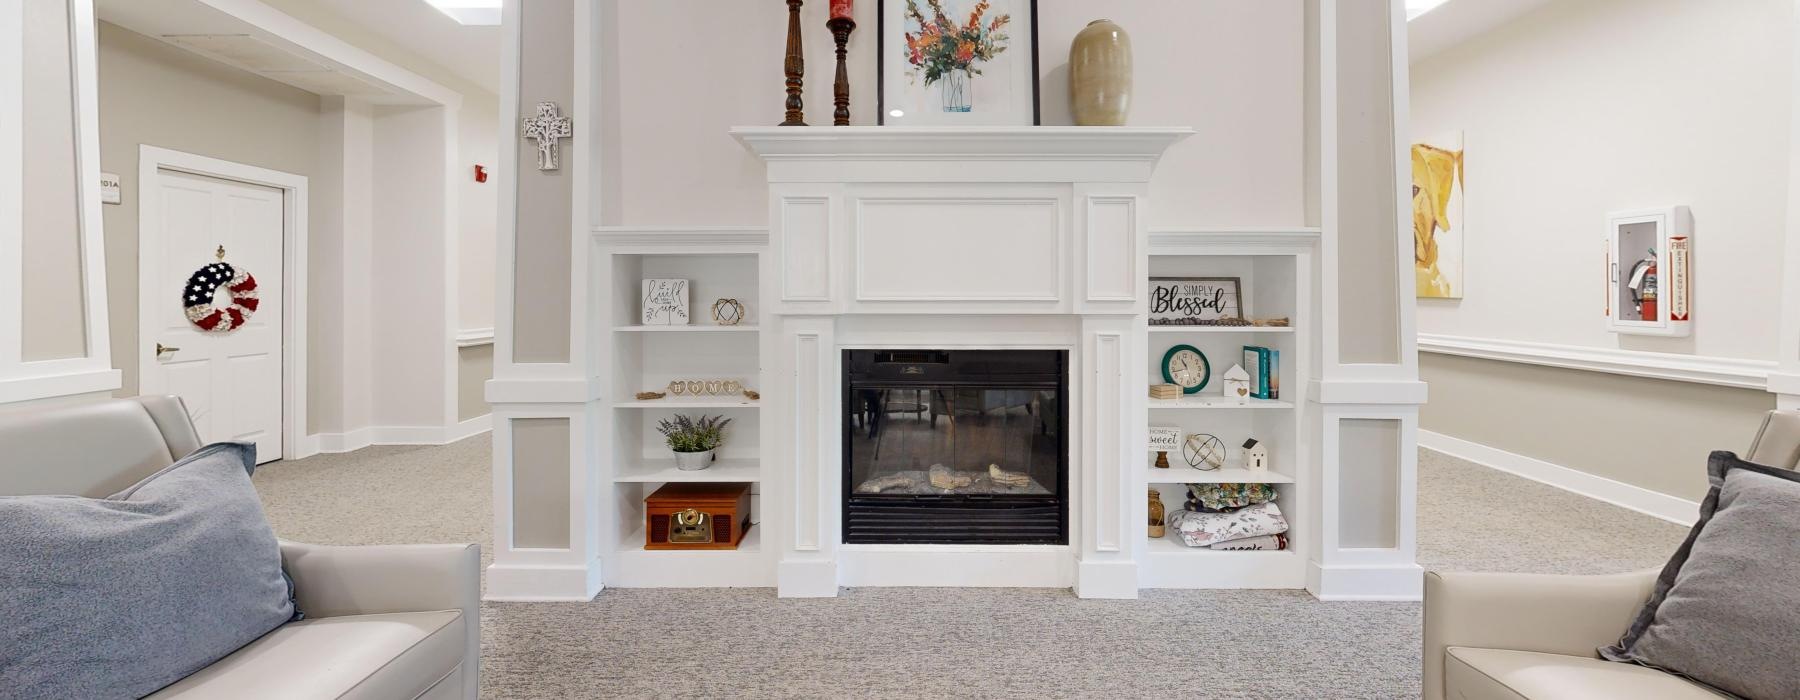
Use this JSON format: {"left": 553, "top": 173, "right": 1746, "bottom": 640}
{"left": 656, "top": 414, "right": 731, "bottom": 471}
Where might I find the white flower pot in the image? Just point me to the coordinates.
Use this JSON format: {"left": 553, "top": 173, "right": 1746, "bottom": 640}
{"left": 673, "top": 449, "right": 715, "bottom": 471}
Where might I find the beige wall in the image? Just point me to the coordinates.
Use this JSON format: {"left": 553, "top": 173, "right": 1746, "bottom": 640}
{"left": 1422, "top": 354, "right": 1772, "bottom": 501}
{"left": 511, "top": 0, "right": 574, "bottom": 363}
{"left": 605, "top": 0, "right": 1305, "bottom": 227}
{"left": 21, "top": 0, "right": 88, "bottom": 361}
{"left": 96, "top": 23, "right": 323, "bottom": 401}
{"left": 1411, "top": 0, "right": 1791, "bottom": 501}
{"left": 458, "top": 344, "right": 492, "bottom": 422}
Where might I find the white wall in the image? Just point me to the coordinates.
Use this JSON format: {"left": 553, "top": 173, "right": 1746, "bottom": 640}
{"left": 604, "top": 0, "right": 1305, "bottom": 228}
{"left": 1412, "top": 0, "right": 1791, "bottom": 360}
{"left": 1411, "top": 0, "right": 1791, "bottom": 501}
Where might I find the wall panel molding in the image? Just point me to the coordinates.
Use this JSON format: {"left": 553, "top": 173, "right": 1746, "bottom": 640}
{"left": 1419, "top": 333, "right": 1776, "bottom": 391}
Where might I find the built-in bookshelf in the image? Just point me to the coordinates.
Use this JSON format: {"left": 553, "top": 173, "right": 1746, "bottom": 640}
{"left": 1140, "top": 230, "right": 1316, "bottom": 589}
{"left": 596, "top": 231, "right": 775, "bottom": 588}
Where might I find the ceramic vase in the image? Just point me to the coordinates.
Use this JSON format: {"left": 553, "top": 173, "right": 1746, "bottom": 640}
{"left": 1069, "top": 19, "right": 1132, "bottom": 126}
{"left": 673, "top": 449, "right": 715, "bottom": 471}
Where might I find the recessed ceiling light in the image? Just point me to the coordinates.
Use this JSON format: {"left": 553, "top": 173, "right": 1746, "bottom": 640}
{"left": 423, "top": 0, "right": 500, "bottom": 26}
{"left": 1406, "top": 0, "right": 1449, "bottom": 21}
{"left": 889, "top": 109, "right": 904, "bottom": 118}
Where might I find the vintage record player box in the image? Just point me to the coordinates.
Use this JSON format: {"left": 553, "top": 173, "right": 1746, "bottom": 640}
{"left": 644, "top": 482, "right": 753, "bottom": 550}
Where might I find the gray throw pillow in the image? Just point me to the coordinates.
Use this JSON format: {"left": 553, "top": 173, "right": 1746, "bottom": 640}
{"left": 1600, "top": 451, "right": 1800, "bottom": 699}
{"left": 0, "top": 442, "right": 297, "bottom": 699}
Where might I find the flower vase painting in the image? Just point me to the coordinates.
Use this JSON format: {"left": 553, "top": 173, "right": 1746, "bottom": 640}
{"left": 879, "top": 0, "right": 1038, "bottom": 125}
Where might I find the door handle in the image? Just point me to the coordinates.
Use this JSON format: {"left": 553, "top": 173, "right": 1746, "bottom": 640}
{"left": 155, "top": 343, "right": 180, "bottom": 355}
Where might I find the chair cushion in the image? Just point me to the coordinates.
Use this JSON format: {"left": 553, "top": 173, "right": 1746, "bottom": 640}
{"left": 146, "top": 610, "right": 465, "bottom": 700}
{"left": 1600, "top": 451, "right": 1800, "bottom": 699}
{"left": 0, "top": 442, "right": 295, "bottom": 699}
{"left": 1445, "top": 647, "right": 1724, "bottom": 700}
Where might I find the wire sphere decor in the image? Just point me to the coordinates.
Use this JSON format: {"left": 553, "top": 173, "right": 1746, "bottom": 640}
{"left": 1182, "top": 433, "right": 1227, "bottom": 471}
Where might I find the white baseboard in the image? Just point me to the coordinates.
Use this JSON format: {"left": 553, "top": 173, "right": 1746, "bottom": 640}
{"left": 1306, "top": 561, "right": 1423, "bottom": 601}
{"left": 484, "top": 560, "right": 604, "bottom": 602}
{"left": 301, "top": 414, "right": 493, "bottom": 457}
{"left": 1419, "top": 430, "right": 1699, "bottom": 526}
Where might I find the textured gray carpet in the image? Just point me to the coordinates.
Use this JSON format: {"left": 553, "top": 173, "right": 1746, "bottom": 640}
{"left": 253, "top": 435, "right": 1691, "bottom": 698}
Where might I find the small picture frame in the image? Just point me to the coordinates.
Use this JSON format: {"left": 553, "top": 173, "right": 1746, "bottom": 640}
{"left": 641, "top": 279, "right": 690, "bottom": 326}
{"left": 878, "top": 0, "right": 1040, "bottom": 126}
{"left": 1149, "top": 277, "right": 1245, "bottom": 326}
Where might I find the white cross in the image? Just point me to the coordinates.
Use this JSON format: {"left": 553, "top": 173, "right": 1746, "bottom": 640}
{"left": 522, "top": 101, "right": 573, "bottom": 171}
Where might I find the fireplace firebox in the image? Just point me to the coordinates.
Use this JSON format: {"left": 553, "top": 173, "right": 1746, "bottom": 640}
{"left": 842, "top": 349, "right": 1069, "bottom": 544}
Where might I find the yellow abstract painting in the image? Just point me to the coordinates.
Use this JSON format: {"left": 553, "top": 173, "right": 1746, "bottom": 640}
{"left": 1412, "top": 135, "right": 1465, "bottom": 299}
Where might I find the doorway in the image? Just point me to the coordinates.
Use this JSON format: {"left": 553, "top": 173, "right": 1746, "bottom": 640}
{"left": 137, "top": 146, "right": 306, "bottom": 463}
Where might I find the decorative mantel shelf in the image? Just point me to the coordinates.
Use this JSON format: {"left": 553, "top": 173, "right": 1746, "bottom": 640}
{"left": 730, "top": 126, "right": 1195, "bottom": 183}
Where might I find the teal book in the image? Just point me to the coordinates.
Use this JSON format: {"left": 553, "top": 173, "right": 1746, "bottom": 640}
{"left": 1268, "top": 349, "right": 1280, "bottom": 400}
{"left": 1243, "top": 346, "right": 1272, "bottom": 400}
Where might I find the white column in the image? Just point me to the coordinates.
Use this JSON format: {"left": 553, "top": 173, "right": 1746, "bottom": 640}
{"left": 1769, "top": 0, "right": 1800, "bottom": 409}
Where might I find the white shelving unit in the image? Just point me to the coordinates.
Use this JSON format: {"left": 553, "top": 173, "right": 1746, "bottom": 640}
{"left": 1140, "top": 230, "right": 1316, "bottom": 590}
{"left": 595, "top": 230, "right": 774, "bottom": 588}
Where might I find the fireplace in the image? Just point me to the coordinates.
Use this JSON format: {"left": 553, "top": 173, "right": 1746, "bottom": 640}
{"left": 842, "top": 349, "right": 1069, "bottom": 545}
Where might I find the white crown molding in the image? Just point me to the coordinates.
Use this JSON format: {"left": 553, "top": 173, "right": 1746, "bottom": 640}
{"left": 1418, "top": 333, "right": 1777, "bottom": 391}
{"left": 1420, "top": 430, "right": 1700, "bottom": 526}
{"left": 455, "top": 327, "right": 495, "bottom": 348}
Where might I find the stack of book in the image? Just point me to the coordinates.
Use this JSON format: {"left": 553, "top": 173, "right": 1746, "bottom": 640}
{"left": 1240, "top": 345, "right": 1281, "bottom": 400}
{"left": 1149, "top": 383, "right": 1182, "bottom": 400}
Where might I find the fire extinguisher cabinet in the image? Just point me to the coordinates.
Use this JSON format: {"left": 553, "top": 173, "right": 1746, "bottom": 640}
{"left": 1605, "top": 206, "right": 1692, "bottom": 337}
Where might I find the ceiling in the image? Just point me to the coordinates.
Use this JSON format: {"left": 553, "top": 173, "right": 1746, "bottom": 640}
{"left": 1408, "top": 0, "right": 1556, "bottom": 63}
{"left": 299, "top": 0, "right": 500, "bottom": 93}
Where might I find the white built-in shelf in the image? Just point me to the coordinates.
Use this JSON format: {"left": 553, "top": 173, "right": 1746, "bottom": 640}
{"left": 1149, "top": 326, "right": 1293, "bottom": 334}
{"left": 1146, "top": 467, "right": 1296, "bottom": 484}
{"left": 614, "top": 325, "right": 760, "bottom": 333}
{"left": 615, "top": 458, "right": 761, "bottom": 483}
{"left": 615, "top": 398, "right": 762, "bottom": 409}
{"left": 1146, "top": 532, "right": 1296, "bottom": 556}
{"left": 1150, "top": 396, "right": 1294, "bottom": 410}
{"left": 619, "top": 523, "right": 762, "bottom": 554}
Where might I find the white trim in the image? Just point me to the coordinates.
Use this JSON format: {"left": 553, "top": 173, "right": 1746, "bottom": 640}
{"left": 191, "top": 0, "right": 462, "bottom": 108}
{"left": 590, "top": 225, "right": 769, "bottom": 249}
{"left": 0, "top": 367, "right": 121, "bottom": 404}
{"left": 1418, "top": 333, "right": 1776, "bottom": 390}
{"left": 1419, "top": 429, "right": 1700, "bottom": 526}
{"left": 455, "top": 327, "right": 495, "bottom": 347}
{"left": 137, "top": 146, "right": 310, "bottom": 461}
{"left": 303, "top": 415, "right": 492, "bottom": 456}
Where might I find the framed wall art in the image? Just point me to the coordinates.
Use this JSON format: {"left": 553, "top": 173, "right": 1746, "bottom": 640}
{"left": 878, "top": 0, "right": 1039, "bottom": 126}
{"left": 1149, "top": 277, "right": 1244, "bottom": 326}
{"left": 641, "top": 278, "right": 690, "bottom": 326}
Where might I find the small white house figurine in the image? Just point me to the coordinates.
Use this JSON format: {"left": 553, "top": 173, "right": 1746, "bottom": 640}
{"left": 1222, "top": 364, "right": 1251, "bottom": 403}
{"left": 1242, "top": 438, "right": 1269, "bottom": 471}
{"left": 641, "top": 279, "right": 690, "bottom": 326}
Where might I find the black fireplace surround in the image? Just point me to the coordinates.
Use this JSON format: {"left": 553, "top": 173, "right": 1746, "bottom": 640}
{"left": 842, "top": 349, "right": 1069, "bottom": 545}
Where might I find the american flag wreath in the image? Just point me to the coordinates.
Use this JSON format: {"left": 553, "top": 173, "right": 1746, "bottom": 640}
{"left": 181, "top": 261, "right": 259, "bottom": 332}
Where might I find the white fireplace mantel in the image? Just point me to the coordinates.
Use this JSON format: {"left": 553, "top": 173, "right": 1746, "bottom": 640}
{"left": 738, "top": 126, "right": 1191, "bottom": 599}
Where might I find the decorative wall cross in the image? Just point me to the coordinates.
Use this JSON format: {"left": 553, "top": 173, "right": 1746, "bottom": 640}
{"left": 522, "top": 101, "right": 573, "bottom": 171}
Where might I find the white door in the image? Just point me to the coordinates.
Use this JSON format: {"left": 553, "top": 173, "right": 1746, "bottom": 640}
{"left": 142, "top": 168, "right": 284, "bottom": 463}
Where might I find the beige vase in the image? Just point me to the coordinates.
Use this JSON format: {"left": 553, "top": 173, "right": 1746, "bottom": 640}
{"left": 1070, "top": 19, "right": 1132, "bottom": 126}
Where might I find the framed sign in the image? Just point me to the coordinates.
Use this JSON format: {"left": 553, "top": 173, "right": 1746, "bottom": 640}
{"left": 1148, "top": 425, "right": 1182, "bottom": 452}
{"left": 641, "top": 279, "right": 690, "bottom": 326}
{"left": 1149, "top": 277, "right": 1243, "bottom": 325}
{"left": 878, "top": 0, "right": 1039, "bottom": 126}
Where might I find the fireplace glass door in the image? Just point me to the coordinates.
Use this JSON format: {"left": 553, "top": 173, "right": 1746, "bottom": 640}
{"left": 842, "top": 350, "right": 1068, "bottom": 544}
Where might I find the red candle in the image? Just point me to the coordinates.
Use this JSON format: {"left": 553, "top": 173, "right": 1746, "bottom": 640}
{"left": 830, "top": 0, "right": 853, "bottom": 20}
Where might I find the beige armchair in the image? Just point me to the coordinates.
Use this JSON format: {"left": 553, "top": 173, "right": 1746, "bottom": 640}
{"left": 1423, "top": 410, "right": 1800, "bottom": 700}
{"left": 0, "top": 396, "right": 479, "bottom": 700}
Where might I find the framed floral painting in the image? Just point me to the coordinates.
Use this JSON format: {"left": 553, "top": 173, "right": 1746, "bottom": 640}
{"left": 878, "top": 0, "right": 1039, "bottom": 126}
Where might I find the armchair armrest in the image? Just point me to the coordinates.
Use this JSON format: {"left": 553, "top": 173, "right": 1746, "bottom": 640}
{"left": 280, "top": 541, "right": 481, "bottom": 700}
{"left": 1422, "top": 568, "right": 1658, "bottom": 700}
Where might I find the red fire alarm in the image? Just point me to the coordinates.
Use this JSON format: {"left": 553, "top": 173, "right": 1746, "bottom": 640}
{"left": 473, "top": 165, "right": 488, "bottom": 183}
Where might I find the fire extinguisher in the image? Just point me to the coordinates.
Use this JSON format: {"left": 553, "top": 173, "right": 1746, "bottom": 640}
{"left": 1639, "top": 249, "right": 1658, "bottom": 321}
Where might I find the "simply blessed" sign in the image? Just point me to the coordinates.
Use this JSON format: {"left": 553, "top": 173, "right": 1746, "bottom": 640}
{"left": 1149, "top": 277, "right": 1243, "bottom": 325}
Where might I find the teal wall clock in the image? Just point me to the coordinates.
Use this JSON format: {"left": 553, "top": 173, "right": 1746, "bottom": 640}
{"left": 1160, "top": 344, "right": 1211, "bottom": 394}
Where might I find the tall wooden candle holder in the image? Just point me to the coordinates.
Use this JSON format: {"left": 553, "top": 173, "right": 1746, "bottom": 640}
{"left": 780, "top": 0, "right": 807, "bottom": 126}
{"left": 828, "top": 16, "right": 855, "bottom": 126}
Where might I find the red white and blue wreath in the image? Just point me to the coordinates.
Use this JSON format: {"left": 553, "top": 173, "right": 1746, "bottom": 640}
{"left": 181, "top": 261, "right": 259, "bottom": 332}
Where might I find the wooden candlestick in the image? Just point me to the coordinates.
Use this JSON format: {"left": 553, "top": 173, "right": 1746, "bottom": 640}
{"left": 780, "top": 0, "right": 807, "bottom": 126}
{"left": 1154, "top": 451, "right": 1170, "bottom": 469}
{"left": 828, "top": 17, "right": 855, "bottom": 126}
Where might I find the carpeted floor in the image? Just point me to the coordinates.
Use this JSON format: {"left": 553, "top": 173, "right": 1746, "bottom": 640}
{"left": 253, "top": 436, "right": 1690, "bottom": 699}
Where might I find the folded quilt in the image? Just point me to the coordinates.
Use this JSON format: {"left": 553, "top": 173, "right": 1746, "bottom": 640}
{"left": 1184, "top": 483, "right": 1278, "bottom": 512}
{"left": 1210, "top": 533, "right": 1287, "bottom": 551}
{"left": 1167, "top": 501, "right": 1288, "bottom": 548}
